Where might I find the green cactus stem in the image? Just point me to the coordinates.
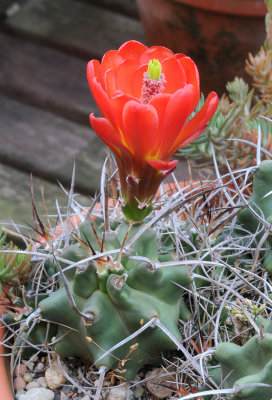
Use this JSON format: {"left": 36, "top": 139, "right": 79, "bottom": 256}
{"left": 215, "top": 332, "right": 272, "bottom": 400}
{"left": 236, "top": 160, "right": 272, "bottom": 271}
{"left": 36, "top": 219, "right": 191, "bottom": 380}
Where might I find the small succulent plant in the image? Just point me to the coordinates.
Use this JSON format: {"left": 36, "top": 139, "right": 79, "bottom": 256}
{"left": 0, "top": 226, "right": 32, "bottom": 294}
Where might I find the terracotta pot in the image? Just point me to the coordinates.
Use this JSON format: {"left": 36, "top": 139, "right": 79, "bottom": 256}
{"left": 136, "top": 0, "right": 267, "bottom": 95}
{"left": 0, "top": 296, "right": 15, "bottom": 400}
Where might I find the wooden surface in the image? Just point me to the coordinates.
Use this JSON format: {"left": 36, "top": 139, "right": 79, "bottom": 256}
{"left": 4, "top": 0, "right": 145, "bottom": 59}
{"left": 0, "top": 0, "right": 144, "bottom": 229}
{"left": 0, "top": 94, "right": 107, "bottom": 193}
{"left": 0, "top": 32, "right": 98, "bottom": 125}
{"left": 0, "top": 163, "right": 90, "bottom": 237}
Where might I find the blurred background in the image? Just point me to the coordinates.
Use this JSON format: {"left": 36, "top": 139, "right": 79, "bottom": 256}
{"left": 0, "top": 0, "right": 266, "bottom": 229}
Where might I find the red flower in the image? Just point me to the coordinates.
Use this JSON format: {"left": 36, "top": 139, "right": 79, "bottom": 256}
{"left": 87, "top": 40, "right": 218, "bottom": 220}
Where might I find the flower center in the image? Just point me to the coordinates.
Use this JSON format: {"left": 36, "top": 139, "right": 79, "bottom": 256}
{"left": 141, "top": 59, "right": 166, "bottom": 104}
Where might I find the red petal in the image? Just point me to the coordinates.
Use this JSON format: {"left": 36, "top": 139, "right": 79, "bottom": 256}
{"left": 149, "top": 93, "right": 171, "bottom": 154}
{"left": 132, "top": 64, "right": 148, "bottom": 99}
{"left": 111, "top": 93, "right": 137, "bottom": 137}
{"left": 122, "top": 100, "right": 158, "bottom": 160}
{"left": 118, "top": 40, "right": 147, "bottom": 61}
{"left": 104, "top": 69, "right": 117, "bottom": 98}
{"left": 90, "top": 78, "right": 115, "bottom": 127}
{"left": 175, "top": 53, "right": 186, "bottom": 58}
{"left": 148, "top": 159, "right": 178, "bottom": 170}
{"left": 100, "top": 50, "right": 122, "bottom": 88}
{"left": 116, "top": 59, "right": 139, "bottom": 97}
{"left": 171, "top": 91, "right": 219, "bottom": 152}
{"left": 161, "top": 56, "right": 187, "bottom": 94}
{"left": 90, "top": 114, "right": 119, "bottom": 143}
{"left": 90, "top": 114, "right": 126, "bottom": 157}
{"left": 177, "top": 55, "right": 199, "bottom": 88}
{"left": 87, "top": 60, "right": 101, "bottom": 85}
{"left": 178, "top": 125, "right": 207, "bottom": 148}
{"left": 149, "top": 93, "right": 171, "bottom": 116}
{"left": 159, "top": 85, "right": 195, "bottom": 158}
{"left": 177, "top": 55, "right": 200, "bottom": 108}
{"left": 139, "top": 46, "right": 174, "bottom": 64}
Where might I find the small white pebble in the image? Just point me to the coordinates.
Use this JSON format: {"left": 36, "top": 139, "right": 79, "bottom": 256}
{"left": 36, "top": 376, "right": 48, "bottom": 388}
{"left": 23, "top": 361, "right": 35, "bottom": 370}
{"left": 15, "top": 364, "right": 27, "bottom": 377}
{"left": 23, "top": 372, "right": 33, "bottom": 383}
{"left": 26, "top": 381, "right": 40, "bottom": 390}
{"left": 36, "top": 362, "right": 44, "bottom": 371}
{"left": 106, "top": 386, "right": 127, "bottom": 400}
{"left": 18, "top": 388, "right": 54, "bottom": 400}
{"left": 134, "top": 384, "right": 144, "bottom": 399}
{"left": 45, "top": 361, "right": 68, "bottom": 390}
{"left": 16, "top": 389, "right": 26, "bottom": 399}
{"left": 14, "top": 377, "right": 26, "bottom": 390}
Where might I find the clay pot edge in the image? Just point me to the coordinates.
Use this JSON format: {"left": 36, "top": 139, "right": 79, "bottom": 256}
{"left": 171, "top": 0, "right": 267, "bottom": 17}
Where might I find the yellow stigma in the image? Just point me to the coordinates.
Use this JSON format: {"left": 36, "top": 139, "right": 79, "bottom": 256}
{"left": 147, "top": 59, "right": 162, "bottom": 80}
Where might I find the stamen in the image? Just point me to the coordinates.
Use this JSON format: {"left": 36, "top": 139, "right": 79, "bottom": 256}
{"left": 141, "top": 73, "right": 166, "bottom": 104}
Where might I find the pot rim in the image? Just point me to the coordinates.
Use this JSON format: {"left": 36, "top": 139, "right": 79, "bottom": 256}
{"left": 172, "top": 0, "right": 267, "bottom": 17}
{"left": 0, "top": 298, "right": 15, "bottom": 400}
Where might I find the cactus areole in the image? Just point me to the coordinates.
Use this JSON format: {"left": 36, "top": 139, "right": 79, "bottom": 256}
{"left": 87, "top": 40, "right": 218, "bottom": 221}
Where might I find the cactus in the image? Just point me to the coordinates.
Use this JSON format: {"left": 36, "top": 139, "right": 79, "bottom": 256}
{"left": 235, "top": 159, "right": 272, "bottom": 273}
{"left": 237, "top": 160, "right": 272, "bottom": 236}
{"left": 207, "top": 159, "right": 272, "bottom": 399}
{"left": 33, "top": 218, "right": 192, "bottom": 380}
{"left": 3, "top": 156, "right": 272, "bottom": 393}
{"left": 214, "top": 332, "right": 272, "bottom": 400}
{"left": 35, "top": 161, "right": 272, "bottom": 381}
